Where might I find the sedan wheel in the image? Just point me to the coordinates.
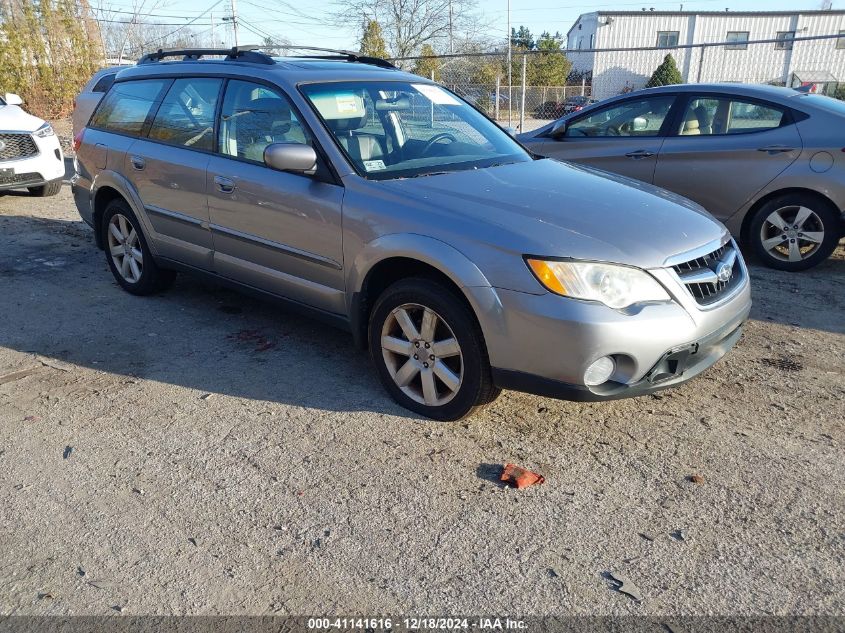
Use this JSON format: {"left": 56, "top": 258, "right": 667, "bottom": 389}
{"left": 381, "top": 303, "right": 464, "bottom": 407}
{"left": 749, "top": 193, "right": 841, "bottom": 272}
{"left": 759, "top": 205, "right": 825, "bottom": 264}
{"left": 107, "top": 213, "right": 144, "bottom": 283}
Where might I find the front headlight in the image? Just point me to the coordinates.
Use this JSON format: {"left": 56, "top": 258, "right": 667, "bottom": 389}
{"left": 33, "top": 123, "right": 54, "bottom": 138}
{"left": 526, "top": 258, "right": 670, "bottom": 309}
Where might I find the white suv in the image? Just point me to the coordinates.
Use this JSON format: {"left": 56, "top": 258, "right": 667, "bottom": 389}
{"left": 0, "top": 92, "right": 64, "bottom": 197}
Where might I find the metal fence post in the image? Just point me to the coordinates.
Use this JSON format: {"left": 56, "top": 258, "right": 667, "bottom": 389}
{"left": 696, "top": 46, "right": 706, "bottom": 83}
{"left": 430, "top": 70, "right": 435, "bottom": 127}
{"left": 581, "top": 75, "right": 586, "bottom": 96}
{"left": 495, "top": 75, "right": 501, "bottom": 121}
{"left": 520, "top": 53, "right": 527, "bottom": 131}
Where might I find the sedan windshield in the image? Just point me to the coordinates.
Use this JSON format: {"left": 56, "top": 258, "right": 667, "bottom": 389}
{"left": 300, "top": 81, "right": 531, "bottom": 180}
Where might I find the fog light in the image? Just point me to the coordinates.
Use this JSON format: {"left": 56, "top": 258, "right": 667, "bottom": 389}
{"left": 584, "top": 356, "right": 615, "bottom": 386}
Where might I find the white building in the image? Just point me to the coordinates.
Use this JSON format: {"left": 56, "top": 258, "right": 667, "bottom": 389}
{"left": 566, "top": 10, "right": 845, "bottom": 100}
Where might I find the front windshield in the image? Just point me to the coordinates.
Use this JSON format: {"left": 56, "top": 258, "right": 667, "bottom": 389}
{"left": 300, "top": 80, "right": 531, "bottom": 180}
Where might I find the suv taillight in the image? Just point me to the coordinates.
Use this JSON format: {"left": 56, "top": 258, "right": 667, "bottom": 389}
{"left": 73, "top": 128, "right": 85, "bottom": 153}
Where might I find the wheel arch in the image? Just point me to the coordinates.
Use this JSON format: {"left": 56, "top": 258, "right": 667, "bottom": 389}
{"left": 739, "top": 187, "right": 841, "bottom": 245}
{"left": 90, "top": 172, "right": 151, "bottom": 251}
{"left": 347, "top": 235, "right": 502, "bottom": 349}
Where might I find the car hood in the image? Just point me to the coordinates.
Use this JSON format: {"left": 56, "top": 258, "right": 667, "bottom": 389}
{"left": 379, "top": 158, "right": 727, "bottom": 269}
{"left": 0, "top": 104, "right": 45, "bottom": 133}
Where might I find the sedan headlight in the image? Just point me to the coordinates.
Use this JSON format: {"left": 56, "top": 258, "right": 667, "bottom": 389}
{"left": 526, "top": 258, "right": 670, "bottom": 309}
{"left": 33, "top": 123, "right": 54, "bottom": 138}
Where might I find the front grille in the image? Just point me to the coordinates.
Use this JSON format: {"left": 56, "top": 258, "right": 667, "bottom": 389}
{"left": 672, "top": 241, "right": 742, "bottom": 306}
{"left": 0, "top": 171, "right": 41, "bottom": 186}
{"left": 0, "top": 133, "right": 39, "bottom": 161}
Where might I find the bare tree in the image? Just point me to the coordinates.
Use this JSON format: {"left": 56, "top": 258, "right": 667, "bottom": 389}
{"left": 334, "top": 0, "right": 478, "bottom": 60}
{"left": 95, "top": 0, "right": 218, "bottom": 61}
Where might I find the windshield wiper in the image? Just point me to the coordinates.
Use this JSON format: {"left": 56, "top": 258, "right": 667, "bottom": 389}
{"left": 405, "top": 171, "right": 452, "bottom": 179}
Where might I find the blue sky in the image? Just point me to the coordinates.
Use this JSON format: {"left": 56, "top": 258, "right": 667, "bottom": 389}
{"left": 99, "top": 0, "right": 836, "bottom": 52}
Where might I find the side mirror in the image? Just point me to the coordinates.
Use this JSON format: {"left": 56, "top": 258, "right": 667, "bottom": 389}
{"left": 4, "top": 93, "right": 23, "bottom": 106}
{"left": 631, "top": 116, "right": 648, "bottom": 132}
{"left": 264, "top": 143, "right": 317, "bottom": 175}
{"left": 550, "top": 119, "right": 567, "bottom": 138}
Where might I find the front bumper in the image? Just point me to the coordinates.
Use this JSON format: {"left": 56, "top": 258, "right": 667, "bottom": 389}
{"left": 0, "top": 132, "right": 64, "bottom": 190}
{"left": 491, "top": 311, "right": 746, "bottom": 401}
{"left": 472, "top": 262, "right": 751, "bottom": 402}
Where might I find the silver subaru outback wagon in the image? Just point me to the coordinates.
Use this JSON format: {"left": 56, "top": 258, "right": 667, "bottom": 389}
{"left": 72, "top": 46, "right": 751, "bottom": 421}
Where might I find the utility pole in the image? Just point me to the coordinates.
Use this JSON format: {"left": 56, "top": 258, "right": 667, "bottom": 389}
{"left": 230, "top": 0, "right": 239, "bottom": 47}
{"left": 210, "top": 10, "right": 216, "bottom": 47}
{"left": 449, "top": 0, "right": 454, "bottom": 54}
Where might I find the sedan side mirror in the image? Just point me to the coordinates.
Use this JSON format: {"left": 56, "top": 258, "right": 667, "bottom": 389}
{"left": 264, "top": 143, "right": 317, "bottom": 175}
{"left": 4, "top": 93, "right": 23, "bottom": 106}
{"left": 550, "top": 119, "right": 567, "bottom": 138}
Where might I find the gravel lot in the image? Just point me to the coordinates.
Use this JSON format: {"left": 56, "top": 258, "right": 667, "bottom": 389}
{"left": 0, "top": 182, "right": 843, "bottom": 617}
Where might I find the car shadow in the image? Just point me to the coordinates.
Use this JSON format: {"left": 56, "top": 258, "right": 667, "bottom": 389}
{"left": 0, "top": 213, "right": 418, "bottom": 418}
{"left": 0, "top": 213, "right": 843, "bottom": 419}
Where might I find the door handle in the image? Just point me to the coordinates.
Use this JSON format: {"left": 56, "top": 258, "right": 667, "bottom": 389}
{"left": 130, "top": 155, "right": 146, "bottom": 170}
{"left": 757, "top": 145, "right": 795, "bottom": 153}
{"left": 625, "top": 150, "right": 655, "bottom": 159}
{"left": 214, "top": 176, "right": 235, "bottom": 194}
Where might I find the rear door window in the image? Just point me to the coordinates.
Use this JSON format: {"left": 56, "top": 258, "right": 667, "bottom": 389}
{"left": 148, "top": 78, "right": 223, "bottom": 151}
{"left": 90, "top": 79, "right": 169, "bottom": 136}
{"left": 676, "top": 96, "right": 787, "bottom": 135}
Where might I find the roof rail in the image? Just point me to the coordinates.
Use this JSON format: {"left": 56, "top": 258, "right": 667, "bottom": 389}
{"left": 281, "top": 45, "right": 397, "bottom": 69}
{"left": 138, "top": 45, "right": 275, "bottom": 65}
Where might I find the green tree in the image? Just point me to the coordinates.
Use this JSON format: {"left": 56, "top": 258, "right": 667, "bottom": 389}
{"left": 510, "top": 25, "right": 534, "bottom": 49}
{"left": 529, "top": 31, "right": 571, "bottom": 86}
{"left": 359, "top": 19, "right": 389, "bottom": 59}
{"left": 646, "top": 53, "right": 683, "bottom": 88}
{"left": 412, "top": 44, "right": 441, "bottom": 80}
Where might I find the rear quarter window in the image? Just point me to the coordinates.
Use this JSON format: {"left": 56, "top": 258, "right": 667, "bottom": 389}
{"left": 92, "top": 73, "right": 117, "bottom": 93}
{"left": 90, "top": 79, "right": 169, "bottom": 137}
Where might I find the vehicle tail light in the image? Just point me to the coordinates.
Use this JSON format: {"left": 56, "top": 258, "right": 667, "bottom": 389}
{"left": 73, "top": 128, "right": 85, "bottom": 153}
{"left": 574, "top": 106, "right": 583, "bottom": 111}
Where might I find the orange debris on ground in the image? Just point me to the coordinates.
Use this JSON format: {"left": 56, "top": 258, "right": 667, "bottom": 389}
{"left": 500, "top": 464, "right": 545, "bottom": 489}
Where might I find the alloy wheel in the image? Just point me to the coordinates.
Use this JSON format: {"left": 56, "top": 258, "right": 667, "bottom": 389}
{"left": 380, "top": 303, "right": 464, "bottom": 407}
{"left": 107, "top": 213, "right": 143, "bottom": 283}
{"left": 759, "top": 205, "right": 825, "bottom": 263}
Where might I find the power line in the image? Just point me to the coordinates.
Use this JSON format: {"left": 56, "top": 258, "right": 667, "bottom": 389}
{"left": 91, "top": 6, "right": 221, "bottom": 18}
{"left": 95, "top": 17, "right": 215, "bottom": 25}
{"left": 142, "top": 0, "right": 226, "bottom": 47}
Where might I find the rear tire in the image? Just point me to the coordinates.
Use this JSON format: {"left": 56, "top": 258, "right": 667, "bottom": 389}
{"left": 368, "top": 277, "right": 500, "bottom": 421}
{"left": 101, "top": 198, "right": 175, "bottom": 295}
{"left": 28, "top": 179, "right": 62, "bottom": 197}
{"left": 748, "top": 193, "right": 841, "bottom": 271}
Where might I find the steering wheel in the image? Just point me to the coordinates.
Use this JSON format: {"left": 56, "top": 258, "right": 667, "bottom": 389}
{"left": 605, "top": 124, "right": 621, "bottom": 137}
{"left": 421, "top": 132, "right": 458, "bottom": 155}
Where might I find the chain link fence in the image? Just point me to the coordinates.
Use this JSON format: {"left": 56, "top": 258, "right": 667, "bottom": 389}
{"left": 392, "top": 33, "right": 845, "bottom": 133}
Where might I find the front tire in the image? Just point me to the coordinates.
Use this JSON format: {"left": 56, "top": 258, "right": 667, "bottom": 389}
{"left": 101, "top": 199, "right": 175, "bottom": 295}
{"left": 28, "top": 179, "right": 62, "bottom": 197}
{"left": 368, "top": 278, "right": 500, "bottom": 421}
{"left": 748, "top": 193, "right": 841, "bottom": 271}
